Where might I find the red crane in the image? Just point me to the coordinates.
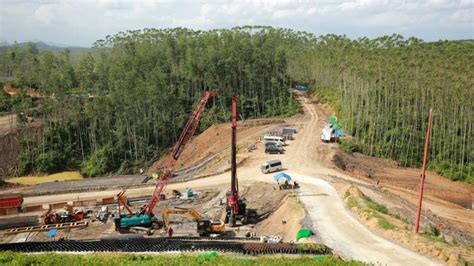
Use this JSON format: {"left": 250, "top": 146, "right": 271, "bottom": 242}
{"left": 225, "top": 95, "right": 250, "bottom": 227}
{"left": 228, "top": 95, "right": 239, "bottom": 223}
{"left": 114, "top": 91, "right": 216, "bottom": 230}
{"left": 143, "top": 90, "right": 216, "bottom": 215}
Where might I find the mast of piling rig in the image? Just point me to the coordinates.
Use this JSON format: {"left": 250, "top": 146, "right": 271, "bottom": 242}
{"left": 228, "top": 95, "right": 239, "bottom": 225}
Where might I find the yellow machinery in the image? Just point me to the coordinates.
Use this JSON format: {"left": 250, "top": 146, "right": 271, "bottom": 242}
{"left": 161, "top": 207, "right": 225, "bottom": 235}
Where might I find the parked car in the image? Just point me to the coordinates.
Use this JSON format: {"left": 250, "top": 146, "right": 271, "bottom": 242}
{"left": 282, "top": 127, "right": 298, "bottom": 134}
{"left": 260, "top": 159, "right": 283, "bottom": 174}
{"left": 265, "top": 145, "right": 285, "bottom": 154}
{"left": 265, "top": 141, "right": 283, "bottom": 148}
{"left": 263, "top": 135, "right": 286, "bottom": 146}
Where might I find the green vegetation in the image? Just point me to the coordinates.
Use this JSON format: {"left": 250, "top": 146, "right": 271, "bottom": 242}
{"left": 1, "top": 27, "right": 472, "bottom": 183}
{"left": 0, "top": 252, "right": 366, "bottom": 266}
{"left": 363, "top": 196, "right": 389, "bottom": 214}
{"left": 421, "top": 224, "right": 447, "bottom": 243}
{"left": 289, "top": 36, "right": 473, "bottom": 183}
{"left": 0, "top": 27, "right": 301, "bottom": 176}
{"left": 345, "top": 195, "right": 360, "bottom": 209}
{"left": 377, "top": 218, "right": 397, "bottom": 230}
{"left": 296, "top": 243, "right": 331, "bottom": 253}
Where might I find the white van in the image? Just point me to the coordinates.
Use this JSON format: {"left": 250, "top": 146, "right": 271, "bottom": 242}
{"left": 260, "top": 160, "right": 283, "bottom": 174}
{"left": 263, "top": 136, "right": 286, "bottom": 146}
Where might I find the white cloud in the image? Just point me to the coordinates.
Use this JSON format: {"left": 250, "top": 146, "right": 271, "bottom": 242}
{"left": 0, "top": 0, "right": 472, "bottom": 46}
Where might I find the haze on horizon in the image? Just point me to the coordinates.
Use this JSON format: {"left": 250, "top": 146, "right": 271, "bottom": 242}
{"left": 0, "top": 0, "right": 473, "bottom": 47}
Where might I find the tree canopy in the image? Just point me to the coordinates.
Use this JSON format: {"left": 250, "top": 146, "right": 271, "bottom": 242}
{"left": 0, "top": 26, "right": 472, "bottom": 183}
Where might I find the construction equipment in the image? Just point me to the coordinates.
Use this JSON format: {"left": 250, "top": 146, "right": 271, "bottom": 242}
{"left": 114, "top": 91, "right": 216, "bottom": 230}
{"left": 96, "top": 206, "right": 109, "bottom": 223}
{"left": 321, "top": 116, "right": 344, "bottom": 142}
{"left": 162, "top": 207, "right": 225, "bottom": 235}
{"left": 225, "top": 95, "right": 251, "bottom": 227}
{"left": 42, "top": 205, "right": 84, "bottom": 225}
{"left": 0, "top": 194, "right": 23, "bottom": 214}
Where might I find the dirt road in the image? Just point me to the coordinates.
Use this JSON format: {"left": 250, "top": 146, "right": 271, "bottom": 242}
{"left": 17, "top": 91, "right": 468, "bottom": 265}
{"left": 296, "top": 174, "right": 438, "bottom": 265}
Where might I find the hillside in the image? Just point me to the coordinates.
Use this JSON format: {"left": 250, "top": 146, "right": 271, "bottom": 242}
{"left": 0, "top": 41, "right": 90, "bottom": 52}
{"left": 0, "top": 27, "right": 471, "bottom": 185}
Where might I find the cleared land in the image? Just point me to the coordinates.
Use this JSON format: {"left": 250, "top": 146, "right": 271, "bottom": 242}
{"left": 8, "top": 171, "right": 83, "bottom": 185}
{"left": 1, "top": 91, "right": 472, "bottom": 265}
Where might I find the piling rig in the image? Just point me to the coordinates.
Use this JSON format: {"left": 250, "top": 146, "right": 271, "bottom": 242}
{"left": 114, "top": 91, "right": 216, "bottom": 230}
{"left": 225, "top": 95, "right": 251, "bottom": 227}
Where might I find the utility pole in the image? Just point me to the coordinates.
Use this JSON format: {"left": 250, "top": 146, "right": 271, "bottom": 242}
{"left": 415, "top": 108, "right": 433, "bottom": 233}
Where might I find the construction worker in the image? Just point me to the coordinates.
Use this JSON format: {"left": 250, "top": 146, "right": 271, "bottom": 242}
{"left": 167, "top": 226, "right": 174, "bottom": 237}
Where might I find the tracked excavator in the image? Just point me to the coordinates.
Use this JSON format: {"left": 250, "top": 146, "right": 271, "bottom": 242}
{"left": 114, "top": 91, "right": 216, "bottom": 230}
{"left": 162, "top": 207, "right": 225, "bottom": 236}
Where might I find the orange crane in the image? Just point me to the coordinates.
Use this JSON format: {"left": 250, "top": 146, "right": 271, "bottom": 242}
{"left": 114, "top": 91, "right": 216, "bottom": 230}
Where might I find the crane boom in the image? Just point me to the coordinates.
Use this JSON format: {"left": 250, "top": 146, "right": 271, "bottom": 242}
{"left": 143, "top": 91, "right": 216, "bottom": 215}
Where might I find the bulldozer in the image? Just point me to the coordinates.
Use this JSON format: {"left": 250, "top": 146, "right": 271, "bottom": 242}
{"left": 161, "top": 207, "right": 225, "bottom": 236}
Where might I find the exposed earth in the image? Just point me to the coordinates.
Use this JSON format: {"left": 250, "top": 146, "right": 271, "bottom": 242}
{"left": 1, "top": 90, "right": 472, "bottom": 265}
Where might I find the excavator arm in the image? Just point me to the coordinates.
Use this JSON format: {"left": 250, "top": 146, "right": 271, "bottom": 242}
{"left": 161, "top": 207, "right": 224, "bottom": 234}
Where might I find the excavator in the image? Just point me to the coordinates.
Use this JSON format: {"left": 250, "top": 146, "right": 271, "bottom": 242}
{"left": 162, "top": 207, "right": 225, "bottom": 236}
{"left": 114, "top": 91, "right": 216, "bottom": 231}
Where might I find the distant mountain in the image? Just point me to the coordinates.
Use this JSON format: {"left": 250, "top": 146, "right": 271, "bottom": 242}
{"left": 0, "top": 41, "right": 91, "bottom": 52}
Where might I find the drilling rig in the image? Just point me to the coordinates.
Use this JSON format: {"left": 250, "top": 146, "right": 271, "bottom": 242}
{"left": 224, "top": 95, "right": 249, "bottom": 227}
{"left": 114, "top": 91, "right": 216, "bottom": 230}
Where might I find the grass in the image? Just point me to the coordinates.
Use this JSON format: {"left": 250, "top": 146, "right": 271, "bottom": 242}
{"left": 363, "top": 196, "right": 389, "bottom": 214}
{"left": 345, "top": 196, "right": 360, "bottom": 209}
{"left": 296, "top": 243, "right": 332, "bottom": 253}
{"left": 345, "top": 194, "right": 397, "bottom": 231}
{"left": 0, "top": 252, "right": 367, "bottom": 266}
{"left": 8, "top": 171, "right": 83, "bottom": 185}
{"left": 421, "top": 225, "right": 447, "bottom": 244}
{"left": 377, "top": 218, "right": 396, "bottom": 230}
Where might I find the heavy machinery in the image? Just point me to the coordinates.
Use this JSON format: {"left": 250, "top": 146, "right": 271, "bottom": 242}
{"left": 114, "top": 91, "right": 216, "bottom": 230}
{"left": 162, "top": 207, "right": 225, "bottom": 236}
{"left": 42, "top": 205, "right": 84, "bottom": 225}
{"left": 224, "top": 96, "right": 254, "bottom": 227}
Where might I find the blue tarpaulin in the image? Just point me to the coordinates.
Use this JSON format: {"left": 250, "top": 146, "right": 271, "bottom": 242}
{"left": 47, "top": 228, "right": 58, "bottom": 238}
{"left": 273, "top": 172, "right": 292, "bottom": 182}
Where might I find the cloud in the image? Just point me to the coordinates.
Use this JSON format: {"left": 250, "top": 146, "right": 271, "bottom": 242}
{"left": 0, "top": 0, "right": 472, "bottom": 46}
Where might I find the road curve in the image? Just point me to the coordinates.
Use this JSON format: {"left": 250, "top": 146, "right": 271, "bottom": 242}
{"left": 293, "top": 174, "right": 439, "bottom": 265}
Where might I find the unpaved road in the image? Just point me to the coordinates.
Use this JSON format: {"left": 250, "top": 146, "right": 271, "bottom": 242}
{"left": 19, "top": 91, "right": 442, "bottom": 265}
{"left": 296, "top": 174, "right": 437, "bottom": 265}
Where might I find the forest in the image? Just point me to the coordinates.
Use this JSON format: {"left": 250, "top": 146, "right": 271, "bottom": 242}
{"left": 0, "top": 26, "right": 472, "bottom": 183}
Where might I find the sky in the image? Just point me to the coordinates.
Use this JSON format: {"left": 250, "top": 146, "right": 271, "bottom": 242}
{"left": 0, "top": 0, "right": 473, "bottom": 47}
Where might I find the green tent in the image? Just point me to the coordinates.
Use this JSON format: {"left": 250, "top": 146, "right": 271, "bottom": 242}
{"left": 327, "top": 116, "right": 337, "bottom": 124}
{"left": 332, "top": 123, "right": 342, "bottom": 130}
{"left": 296, "top": 227, "right": 313, "bottom": 241}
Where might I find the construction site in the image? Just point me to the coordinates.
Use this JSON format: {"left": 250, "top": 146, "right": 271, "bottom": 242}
{"left": 0, "top": 89, "right": 473, "bottom": 265}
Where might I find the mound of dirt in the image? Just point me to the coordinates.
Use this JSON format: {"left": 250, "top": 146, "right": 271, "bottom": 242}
{"left": 345, "top": 185, "right": 364, "bottom": 198}
{"left": 333, "top": 151, "right": 472, "bottom": 209}
{"left": 148, "top": 121, "right": 277, "bottom": 174}
{"left": 254, "top": 196, "right": 305, "bottom": 242}
{"left": 240, "top": 181, "right": 289, "bottom": 215}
